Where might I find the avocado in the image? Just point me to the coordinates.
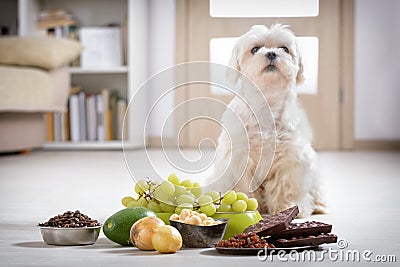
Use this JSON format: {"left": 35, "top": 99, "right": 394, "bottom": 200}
{"left": 103, "top": 207, "right": 156, "bottom": 246}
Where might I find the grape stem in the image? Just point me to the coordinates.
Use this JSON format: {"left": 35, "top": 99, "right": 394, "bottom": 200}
{"left": 136, "top": 177, "right": 225, "bottom": 209}
{"left": 139, "top": 177, "right": 162, "bottom": 204}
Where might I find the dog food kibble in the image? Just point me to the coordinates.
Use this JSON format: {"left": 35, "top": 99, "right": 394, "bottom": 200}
{"left": 216, "top": 232, "right": 275, "bottom": 248}
{"left": 38, "top": 210, "right": 101, "bottom": 228}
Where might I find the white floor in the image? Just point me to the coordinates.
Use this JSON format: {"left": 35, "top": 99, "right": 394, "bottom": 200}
{"left": 0, "top": 149, "right": 399, "bottom": 266}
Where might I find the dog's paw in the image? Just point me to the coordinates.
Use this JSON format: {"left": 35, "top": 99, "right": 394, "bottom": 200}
{"left": 297, "top": 209, "right": 312, "bottom": 218}
{"left": 296, "top": 203, "right": 313, "bottom": 218}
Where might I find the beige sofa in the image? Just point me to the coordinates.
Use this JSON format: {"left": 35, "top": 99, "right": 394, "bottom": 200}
{"left": 0, "top": 37, "right": 82, "bottom": 152}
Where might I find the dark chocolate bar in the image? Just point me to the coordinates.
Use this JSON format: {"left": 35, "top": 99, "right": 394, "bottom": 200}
{"left": 272, "top": 233, "right": 337, "bottom": 248}
{"left": 244, "top": 206, "right": 299, "bottom": 237}
{"left": 274, "top": 221, "right": 332, "bottom": 239}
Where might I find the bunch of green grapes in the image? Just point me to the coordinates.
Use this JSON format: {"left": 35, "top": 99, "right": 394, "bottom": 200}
{"left": 121, "top": 174, "right": 259, "bottom": 216}
{"left": 217, "top": 190, "right": 259, "bottom": 212}
{"left": 121, "top": 174, "right": 222, "bottom": 216}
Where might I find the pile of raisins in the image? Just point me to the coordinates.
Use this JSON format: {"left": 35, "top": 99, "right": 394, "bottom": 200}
{"left": 217, "top": 232, "right": 275, "bottom": 248}
{"left": 38, "top": 210, "right": 101, "bottom": 228}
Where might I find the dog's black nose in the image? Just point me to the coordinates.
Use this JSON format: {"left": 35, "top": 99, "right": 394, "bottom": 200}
{"left": 266, "top": 52, "right": 277, "bottom": 61}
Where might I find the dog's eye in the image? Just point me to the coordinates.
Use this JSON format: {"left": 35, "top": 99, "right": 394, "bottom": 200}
{"left": 279, "top": 46, "right": 290, "bottom": 54}
{"left": 251, "top": 46, "right": 261, "bottom": 55}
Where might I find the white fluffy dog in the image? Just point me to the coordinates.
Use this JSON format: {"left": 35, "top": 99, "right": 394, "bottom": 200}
{"left": 213, "top": 24, "right": 325, "bottom": 217}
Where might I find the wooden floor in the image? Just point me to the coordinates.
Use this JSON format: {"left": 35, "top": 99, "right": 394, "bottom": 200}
{"left": 0, "top": 150, "right": 399, "bottom": 266}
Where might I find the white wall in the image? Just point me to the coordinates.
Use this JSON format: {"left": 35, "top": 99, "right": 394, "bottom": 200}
{"left": 354, "top": 0, "right": 400, "bottom": 140}
{"left": 147, "top": 0, "right": 176, "bottom": 138}
{"left": 18, "top": 0, "right": 43, "bottom": 36}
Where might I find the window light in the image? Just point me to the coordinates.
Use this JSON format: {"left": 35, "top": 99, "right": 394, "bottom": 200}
{"left": 210, "top": 0, "right": 319, "bottom": 18}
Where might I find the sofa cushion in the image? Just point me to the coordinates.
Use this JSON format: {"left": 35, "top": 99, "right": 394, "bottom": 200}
{"left": 0, "top": 66, "right": 69, "bottom": 112}
{"left": 0, "top": 37, "right": 82, "bottom": 70}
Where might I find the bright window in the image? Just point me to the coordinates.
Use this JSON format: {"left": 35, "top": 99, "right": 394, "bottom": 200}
{"left": 209, "top": 37, "right": 238, "bottom": 95}
{"left": 295, "top": 36, "right": 319, "bottom": 95}
{"left": 210, "top": 0, "right": 319, "bottom": 17}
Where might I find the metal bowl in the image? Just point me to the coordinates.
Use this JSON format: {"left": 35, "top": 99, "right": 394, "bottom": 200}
{"left": 39, "top": 226, "right": 102, "bottom": 246}
{"left": 169, "top": 218, "right": 228, "bottom": 248}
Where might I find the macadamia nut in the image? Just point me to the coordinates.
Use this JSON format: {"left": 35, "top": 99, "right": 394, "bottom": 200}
{"left": 172, "top": 209, "right": 222, "bottom": 226}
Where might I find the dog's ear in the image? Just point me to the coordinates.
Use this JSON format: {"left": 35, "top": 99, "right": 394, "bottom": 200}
{"left": 227, "top": 43, "right": 241, "bottom": 84}
{"left": 296, "top": 55, "right": 305, "bottom": 85}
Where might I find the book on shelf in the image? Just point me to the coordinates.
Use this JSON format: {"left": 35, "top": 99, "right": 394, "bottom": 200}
{"left": 45, "top": 113, "right": 54, "bottom": 142}
{"left": 53, "top": 112, "right": 62, "bottom": 142}
{"left": 60, "top": 111, "right": 67, "bottom": 142}
{"left": 79, "top": 27, "right": 123, "bottom": 68}
{"left": 117, "top": 99, "right": 128, "bottom": 140}
{"left": 38, "top": 9, "right": 72, "bottom": 21}
{"left": 45, "top": 88, "right": 128, "bottom": 144}
{"left": 37, "top": 9, "right": 80, "bottom": 67}
{"left": 78, "top": 92, "right": 87, "bottom": 141}
{"left": 37, "top": 19, "right": 76, "bottom": 30}
{"left": 86, "top": 95, "right": 97, "bottom": 141}
{"left": 37, "top": 9, "right": 76, "bottom": 29}
{"left": 110, "top": 91, "right": 120, "bottom": 140}
{"left": 96, "top": 95, "right": 105, "bottom": 141}
{"left": 45, "top": 24, "right": 78, "bottom": 40}
{"left": 69, "top": 94, "right": 80, "bottom": 142}
{"left": 101, "top": 89, "right": 112, "bottom": 141}
{"left": 64, "top": 110, "right": 70, "bottom": 141}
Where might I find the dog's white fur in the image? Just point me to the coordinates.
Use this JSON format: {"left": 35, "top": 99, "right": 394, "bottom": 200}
{"left": 213, "top": 24, "right": 326, "bottom": 217}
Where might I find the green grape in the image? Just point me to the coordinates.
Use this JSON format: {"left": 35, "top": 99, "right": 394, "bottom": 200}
{"left": 174, "top": 185, "right": 187, "bottom": 197}
{"left": 134, "top": 180, "right": 149, "bottom": 194}
{"left": 153, "top": 187, "right": 169, "bottom": 203}
{"left": 180, "top": 179, "right": 193, "bottom": 189}
{"left": 136, "top": 197, "right": 148, "bottom": 208}
{"left": 175, "top": 203, "right": 193, "bottom": 214}
{"left": 236, "top": 192, "right": 249, "bottom": 201}
{"left": 199, "top": 203, "right": 216, "bottom": 216}
{"left": 159, "top": 181, "right": 175, "bottom": 196}
{"left": 221, "top": 190, "right": 237, "bottom": 205}
{"left": 176, "top": 194, "right": 195, "bottom": 205}
{"left": 217, "top": 203, "right": 232, "bottom": 212}
{"left": 186, "top": 191, "right": 195, "bottom": 199}
{"left": 205, "top": 191, "right": 220, "bottom": 203}
{"left": 191, "top": 183, "right": 202, "bottom": 198}
{"left": 159, "top": 201, "right": 176, "bottom": 213}
{"left": 198, "top": 195, "right": 213, "bottom": 206}
{"left": 126, "top": 200, "right": 138, "bottom": 208}
{"left": 147, "top": 201, "right": 162, "bottom": 213}
{"left": 246, "top": 198, "right": 258, "bottom": 211}
{"left": 168, "top": 195, "right": 177, "bottom": 204}
{"left": 168, "top": 173, "right": 180, "bottom": 185}
{"left": 232, "top": 200, "right": 247, "bottom": 212}
{"left": 191, "top": 188, "right": 202, "bottom": 199}
{"left": 121, "top": 196, "right": 135, "bottom": 207}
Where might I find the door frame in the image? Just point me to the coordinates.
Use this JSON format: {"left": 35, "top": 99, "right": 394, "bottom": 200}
{"left": 340, "top": 0, "right": 354, "bottom": 150}
{"left": 175, "top": 0, "right": 354, "bottom": 150}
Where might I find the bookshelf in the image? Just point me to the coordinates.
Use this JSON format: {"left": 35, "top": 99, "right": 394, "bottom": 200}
{"left": 69, "top": 66, "right": 129, "bottom": 74}
{"left": 43, "top": 140, "right": 137, "bottom": 150}
{"left": 18, "top": 0, "right": 149, "bottom": 150}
